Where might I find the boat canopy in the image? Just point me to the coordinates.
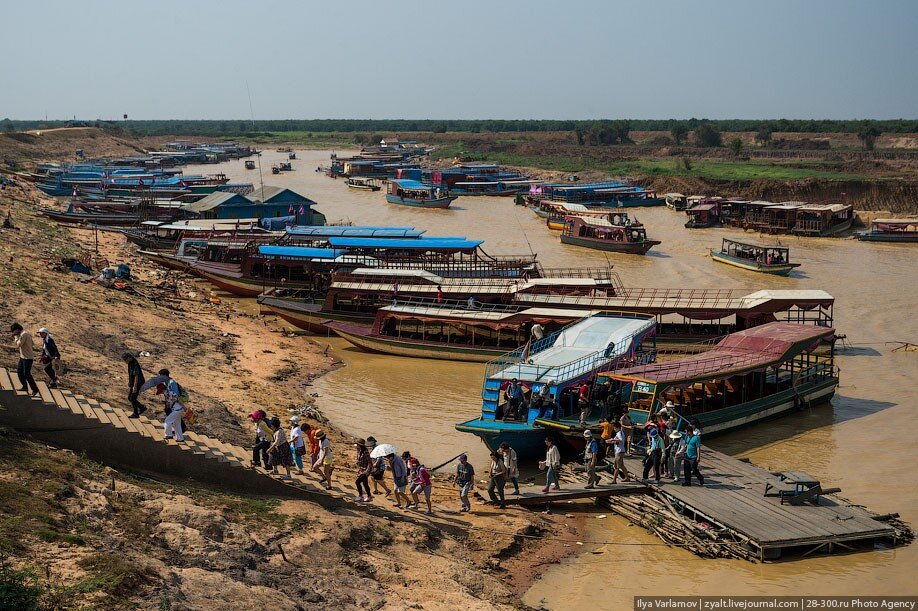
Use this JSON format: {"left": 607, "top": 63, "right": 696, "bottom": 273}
{"left": 286, "top": 226, "right": 423, "bottom": 238}
{"left": 603, "top": 322, "right": 834, "bottom": 388}
{"left": 327, "top": 237, "right": 482, "bottom": 250}
{"left": 258, "top": 245, "right": 343, "bottom": 259}
{"left": 389, "top": 179, "right": 433, "bottom": 190}
{"left": 378, "top": 304, "right": 591, "bottom": 329}
{"left": 873, "top": 218, "right": 918, "bottom": 226}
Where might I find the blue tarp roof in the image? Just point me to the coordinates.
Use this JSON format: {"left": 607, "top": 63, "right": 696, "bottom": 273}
{"left": 389, "top": 179, "right": 432, "bottom": 190}
{"left": 286, "top": 226, "right": 424, "bottom": 238}
{"left": 258, "top": 246, "right": 343, "bottom": 259}
{"left": 327, "top": 237, "right": 482, "bottom": 250}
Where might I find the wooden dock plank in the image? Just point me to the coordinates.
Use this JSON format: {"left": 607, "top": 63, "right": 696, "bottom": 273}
{"left": 505, "top": 483, "right": 646, "bottom": 506}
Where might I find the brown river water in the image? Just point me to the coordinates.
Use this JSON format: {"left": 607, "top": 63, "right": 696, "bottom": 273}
{"left": 187, "top": 150, "right": 917, "bottom": 601}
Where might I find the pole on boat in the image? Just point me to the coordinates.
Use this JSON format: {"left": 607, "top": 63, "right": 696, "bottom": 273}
{"left": 430, "top": 452, "right": 467, "bottom": 473}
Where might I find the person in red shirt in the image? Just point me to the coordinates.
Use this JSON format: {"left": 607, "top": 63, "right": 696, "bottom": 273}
{"left": 577, "top": 381, "right": 592, "bottom": 426}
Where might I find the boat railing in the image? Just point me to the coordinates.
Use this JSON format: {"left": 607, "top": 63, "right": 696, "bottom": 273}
{"left": 516, "top": 286, "right": 748, "bottom": 309}
{"left": 389, "top": 296, "right": 521, "bottom": 315}
{"left": 538, "top": 266, "right": 621, "bottom": 283}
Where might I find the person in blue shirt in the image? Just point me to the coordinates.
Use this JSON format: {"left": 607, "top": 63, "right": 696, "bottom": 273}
{"left": 682, "top": 424, "right": 705, "bottom": 487}
{"left": 583, "top": 430, "right": 601, "bottom": 488}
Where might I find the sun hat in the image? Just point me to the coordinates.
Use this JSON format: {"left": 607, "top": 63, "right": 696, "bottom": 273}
{"left": 38, "top": 327, "right": 49, "bottom": 334}
{"left": 665, "top": 401, "right": 675, "bottom": 408}
{"left": 314, "top": 429, "right": 326, "bottom": 439}
{"left": 290, "top": 415, "right": 299, "bottom": 424}
{"left": 355, "top": 438, "right": 366, "bottom": 447}
{"left": 669, "top": 430, "right": 683, "bottom": 439}
{"left": 583, "top": 430, "right": 593, "bottom": 438}
{"left": 366, "top": 436, "right": 377, "bottom": 445}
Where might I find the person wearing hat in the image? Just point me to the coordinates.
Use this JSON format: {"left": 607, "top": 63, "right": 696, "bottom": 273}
{"left": 266, "top": 416, "right": 294, "bottom": 479}
{"left": 682, "top": 425, "right": 704, "bottom": 487}
{"left": 366, "top": 437, "right": 391, "bottom": 497}
{"left": 36, "top": 328, "right": 61, "bottom": 389}
{"left": 10, "top": 323, "right": 38, "bottom": 396}
{"left": 248, "top": 410, "right": 272, "bottom": 468}
{"left": 289, "top": 416, "right": 306, "bottom": 475}
{"left": 642, "top": 426, "right": 664, "bottom": 483}
{"left": 610, "top": 422, "right": 632, "bottom": 483}
{"left": 408, "top": 457, "right": 433, "bottom": 514}
{"left": 668, "top": 429, "right": 687, "bottom": 482}
{"left": 354, "top": 438, "right": 373, "bottom": 502}
{"left": 583, "top": 429, "right": 601, "bottom": 489}
{"left": 455, "top": 454, "right": 475, "bottom": 512}
{"left": 312, "top": 429, "right": 334, "bottom": 490}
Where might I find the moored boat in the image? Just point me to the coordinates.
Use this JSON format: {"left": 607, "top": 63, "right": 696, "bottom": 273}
{"left": 855, "top": 218, "right": 918, "bottom": 242}
{"left": 386, "top": 179, "right": 457, "bottom": 209}
{"left": 344, "top": 177, "right": 382, "bottom": 191}
{"left": 710, "top": 238, "right": 800, "bottom": 276}
{"left": 665, "top": 193, "right": 688, "bottom": 210}
{"left": 245, "top": 160, "right": 256, "bottom": 170}
{"left": 560, "top": 215, "right": 660, "bottom": 255}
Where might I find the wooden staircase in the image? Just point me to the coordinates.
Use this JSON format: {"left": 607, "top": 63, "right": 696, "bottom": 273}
{"left": 0, "top": 368, "right": 328, "bottom": 499}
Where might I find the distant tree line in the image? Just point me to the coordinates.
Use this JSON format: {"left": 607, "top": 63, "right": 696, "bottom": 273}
{"left": 2, "top": 118, "right": 916, "bottom": 138}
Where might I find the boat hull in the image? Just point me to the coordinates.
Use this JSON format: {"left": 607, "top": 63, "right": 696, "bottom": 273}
{"left": 346, "top": 184, "right": 381, "bottom": 192}
{"left": 856, "top": 232, "right": 918, "bottom": 243}
{"left": 710, "top": 251, "right": 800, "bottom": 276}
{"left": 385, "top": 194, "right": 456, "bottom": 209}
{"left": 454, "top": 418, "right": 549, "bottom": 459}
{"left": 327, "top": 323, "right": 506, "bottom": 363}
{"left": 259, "top": 298, "right": 370, "bottom": 334}
{"left": 560, "top": 234, "right": 659, "bottom": 255}
{"left": 197, "top": 269, "right": 266, "bottom": 297}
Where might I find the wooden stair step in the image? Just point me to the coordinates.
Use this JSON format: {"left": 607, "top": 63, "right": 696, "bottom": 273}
{"left": 49, "top": 388, "right": 69, "bottom": 410}
{"left": 63, "top": 393, "right": 96, "bottom": 420}
{"left": 0, "top": 369, "right": 14, "bottom": 391}
{"left": 36, "top": 382, "right": 54, "bottom": 405}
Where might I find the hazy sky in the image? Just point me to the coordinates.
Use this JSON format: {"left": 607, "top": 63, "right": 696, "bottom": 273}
{"left": 2, "top": 0, "right": 915, "bottom": 120}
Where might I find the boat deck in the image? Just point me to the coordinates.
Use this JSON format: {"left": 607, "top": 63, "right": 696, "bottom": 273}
{"left": 561, "top": 446, "right": 898, "bottom": 560}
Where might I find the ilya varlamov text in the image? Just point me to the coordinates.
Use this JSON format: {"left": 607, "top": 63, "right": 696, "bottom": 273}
{"left": 634, "top": 598, "right": 917, "bottom": 611}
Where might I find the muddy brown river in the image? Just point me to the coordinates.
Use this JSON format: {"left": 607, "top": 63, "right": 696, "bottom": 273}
{"left": 187, "top": 150, "right": 917, "bottom": 600}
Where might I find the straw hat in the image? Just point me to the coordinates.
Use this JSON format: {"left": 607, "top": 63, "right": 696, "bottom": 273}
{"left": 314, "top": 430, "right": 326, "bottom": 440}
{"left": 355, "top": 438, "right": 366, "bottom": 447}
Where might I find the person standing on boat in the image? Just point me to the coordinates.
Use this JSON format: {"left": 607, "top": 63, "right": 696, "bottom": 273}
{"left": 436, "top": 285, "right": 444, "bottom": 303}
{"left": 487, "top": 452, "right": 508, "bottom": 508}
{"left": 682, "top": 425, "right": 704, "bottom": 487}
{"left": 499, "top": 442, "right": 520, "bottom": 495}
{"left": 610, "top": 423, "right": 632, "bottom": 483}
{"left": 577, "top": 380, "right": 592, "bottom": 426}
{"left": 122, "top": 353, "right": 146, "bottom": 418}
{"left": 37, "top": 328, "right": 60, "bottom": 389}
{"left": 312, "top": 430, "right": 334, "bottom": 490}
{"left": 583, "top": 430, "right": 601, "bottom": 488}
{"left": 642, "top": 427, "right": 664, "bottom": 483}
{"left": 455, "top": 454, "right": 475, "bottom": 512}
{"left": 541, "top": 437, "right": 562, "bottom": 493}
{"left": 354, "top": 439, "right": 373, "bottom": 503}
{"left": 530, "top": 322, "right": 545, "bottom": 341}
{"left": 366, "top": 437, "right": 391, "bottom": 498}
{"left": 503, "top": 379, "right": 523, "bottom": 421}
{"left": 10, "top": 323, "right": 39, "bottom": 396}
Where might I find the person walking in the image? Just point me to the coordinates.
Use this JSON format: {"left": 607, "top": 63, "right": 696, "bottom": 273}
{"left": 10, "top": 323, "right": 38, "bottom": 396}
{"left": 610, "top": 422, "right": 631, "bottom": 483}
{"left": 455, "top": 454, "right": 475, "bottom": 512}
{"left": 642, "top": 427, "right": 664, "bottom": 483}
{"left": 159, "top": 369, "right": 185, "bottom": 442}
{"left": 599, "top": 416, "right": 615, "bottom": 461}
{"left": 354, "top": 439, "right": 373, "bottom": 502}
{"left": 619, "top": 412, "right": 633, "bottom": 455}
{"left": 36, "top": 328, "right": 60, "bottom": 389}
{"left": 682, "top": 425, "right": 704, "bottom": 487}
{"left": 541, "top": 437, "right": 562, "bottom": 493}
{"left": 289, "top": 416, "right": 306, "bottom": 475}
{"left": 122, "top": 353, "right": 146, "bottom": 418}
{"left": 366, "top": 437, "right": 391, "bottom": 497}
{"left": 267, "top": 416, "right": 293, "bottom": 479}
{"left": 498, "top": 442, "right": 520, "bottom": 495}
{"left": 386, "top": 452, "right": 411, "bottom": 509}
{"left": 408, "top": 458, "right": 433, "bottom": 514}
{"left": 313, "top": 430, "right": 334, "bottom": 490}
{"left": 669, "top": 430, "right": 686, "bottom": 482}
{"left": 583, "top": 430, "right": 601, "bottom": 488}
{"left": 248, "top": 410, "right": 272, "bottom": 468}
{"left": 487, "top": 452, "right": 508, "bottom": 508}
{"left": 303, "top": 422, "right": 319, "bottom": 471}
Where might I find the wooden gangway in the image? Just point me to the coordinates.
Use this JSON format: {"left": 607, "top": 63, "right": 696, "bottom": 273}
{"left": 555, "top": 447, "right": 904, "bottom": 561}
{"left": 504, "top": 482, "right": 646, "bottom": 506}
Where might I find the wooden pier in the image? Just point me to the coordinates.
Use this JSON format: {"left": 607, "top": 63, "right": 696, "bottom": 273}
{"left": 504, "top": 482, "right": 646, "bottom": 506}
{"left": 551, "top": 446, "right": 908, "bottom": 561}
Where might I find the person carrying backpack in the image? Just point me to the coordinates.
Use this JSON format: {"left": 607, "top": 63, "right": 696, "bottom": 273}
{"left": 37, "top": 328, "right": 61, "bottom": 388}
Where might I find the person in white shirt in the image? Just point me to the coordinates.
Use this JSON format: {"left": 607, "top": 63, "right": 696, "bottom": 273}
{"left": 289, "top": 416, "right": 306, "bottom": 475}
{"left": 540, "top": 437, "right": 562, "bottom": 493}
{"left": 312, "top": 430, "right": 334, "bottom": 490}
{"left": 610, "top": 422, "right": 632, "bottom": 483}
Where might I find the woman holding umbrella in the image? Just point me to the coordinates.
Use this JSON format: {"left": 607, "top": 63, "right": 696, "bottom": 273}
{"left": 373, "top": 443, "right": 409, "bottom": 508}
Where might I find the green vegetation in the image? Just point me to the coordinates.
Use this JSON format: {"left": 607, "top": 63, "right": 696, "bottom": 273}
{"left": 36, "top": 529, "right": 86, "bottom": 546}
{"left": 670, "top": 123, "right": 688, "bottom": 145}
{"left": 74, "top": 553, "right": 149, "bottom": 596}
{"left": 728, "top": 138, "right": 744, "bottom": 156}
{"left": 857, "top": 124, "right": 882, "bottom": 151}
{"left": 2, "top": 118, "right": 916, "bottom": 136}
{"left": 695, "top": 123, "right": 723, "bottom": 148}
{"left": 0, "top": 563, "right": 41, "bottom": 611}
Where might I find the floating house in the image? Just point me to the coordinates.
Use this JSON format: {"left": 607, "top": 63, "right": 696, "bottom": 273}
{"left": 182, "top": 186, "right": 325, "bottom": 224}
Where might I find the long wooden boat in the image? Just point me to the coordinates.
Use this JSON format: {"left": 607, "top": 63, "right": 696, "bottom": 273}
{"left": 710, "top": 238, "right": 800, "bottom": 276}
{"left": 560, "top": 215, "right": 660, "bottom": 255}
{"left": 665, "top": 193, "right": 687, "bottom": 210}
{"left": 325, "top": 301, "right": 590, "bottom": 362}
{"left": 856, "top": 218, "right": 918, "bottom": 243}
{"left": 605, "top": 322, "right": 837, "bottom": 435}
{"left": 345, "top": 177, "right": 382, "bottom": 191}
{"left": 792, "top": 204, "right": 854, "bottom": 237}
{"left": 455, "top": 312, "right": 658, "bottom": 459}
{"left": 386, "top": 179, "right": 456, "bottom": 209}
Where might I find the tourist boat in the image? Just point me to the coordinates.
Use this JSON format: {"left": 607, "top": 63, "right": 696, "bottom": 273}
{"left": 856, "top": 218, "right": 918, "bottom": 242}
{"left": 325, "top": 299, "right": 591, "bottom": 362}
{"left": 386, "top": 179, "right": 457, "bottom": 209}
{"left": 599, "top": 321, "right": 838, "bottom": 438}
{"left": 288, "top": 152, "right": 296, "bottom": 160}
{"left": 710, "top": 238, "right": 800, "bottom": 276}
{"left": 455, "top": 311, "right": 658, "bottom": 459}
{"left": 560, "top": 215, "right": 660, "bottom": 255}
{"left": 245, "top": 160, "right": 256, "bottom": 170}
{"left": 532, "top": 201, "right": 606, "bottom": 219}
{"left": 118, "top": 219, "right": 267, "bottom": 251}
{"left": 271, "top": 166, "right": 280, "bottom": 175}
{"left": 685, "top": 197, "right": 724, "bottom": 228}
{"left": 344, "top": 177, "right": 382, "bottom": 191}
{"left": 665, "top": 193, "right": 688, "bottom": 211}
{"left": 533, "top": 182, "right": 663, "bottom": 206}
{"left": 792, "top": 204, "right": 855, "bottom": 237}
{"left": 279, "top": 162, "right": 293, "bottom": 172}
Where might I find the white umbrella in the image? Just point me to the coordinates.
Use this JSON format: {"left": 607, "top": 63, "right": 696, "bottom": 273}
{"left": 370, "top": 443, "right": 398, "bottom": 459}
